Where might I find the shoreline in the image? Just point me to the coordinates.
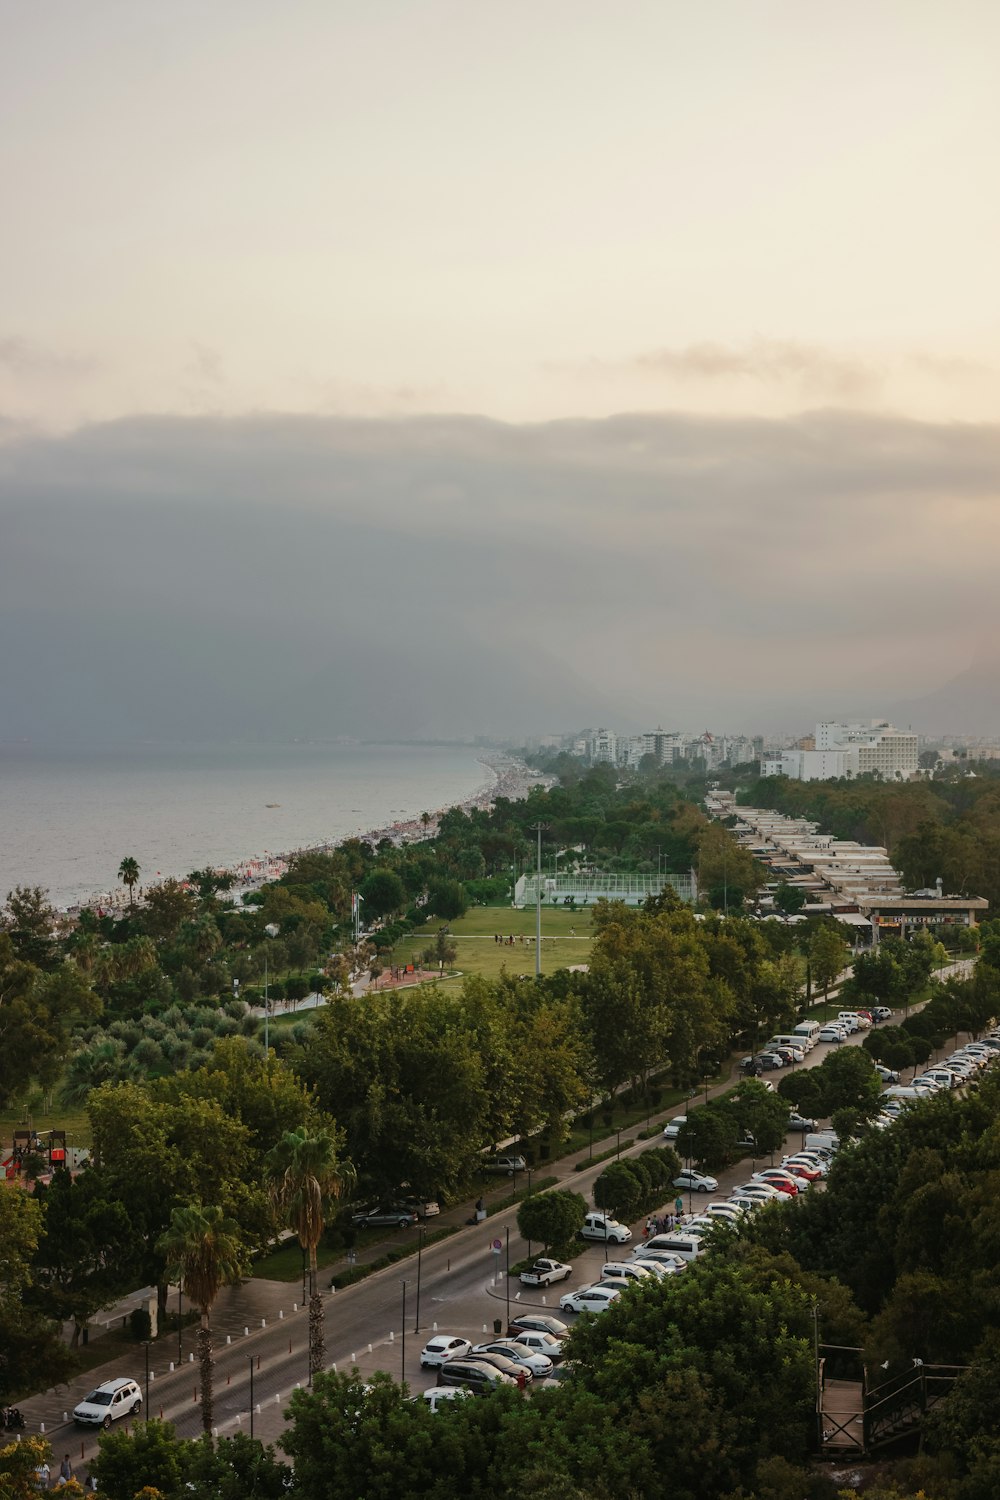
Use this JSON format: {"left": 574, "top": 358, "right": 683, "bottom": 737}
{"left": 75, "top": 752, "right": 550, "bottom": 916}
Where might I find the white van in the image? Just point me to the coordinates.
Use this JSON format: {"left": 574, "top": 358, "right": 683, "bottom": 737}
{"left": 792, "top": 1021, "right": 821, "bottom": 1050}
{"left": 641, "top": 1232, "right": 703, "bottom": 1262}
{"left": 804, "top": 1131, "right": 839, "bottom": 1154}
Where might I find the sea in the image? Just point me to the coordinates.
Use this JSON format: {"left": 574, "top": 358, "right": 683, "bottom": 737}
{"left": 0, "top": 742, "right": 493, "bottom": 910}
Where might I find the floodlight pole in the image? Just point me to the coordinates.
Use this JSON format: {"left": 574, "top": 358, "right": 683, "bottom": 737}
{"left": 531, "top": 823, "right": 544, "bottom": 976}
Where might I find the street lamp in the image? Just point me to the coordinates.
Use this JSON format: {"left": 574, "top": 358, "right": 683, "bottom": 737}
{"left": 616, "top": 1128, "right": 622, "bottom": 1159}
{"left": 400, "top": 1281, "right": 408, "bottom": 1383}
{"left": 249, "top": 1355, "right": 256, "bottom": 1439}
{"left": 504, "top": 1227, "right": 511, "bottom": 1323}
{"left": 414, "top": 1226, "right": 425, "bottom": 1333}
{"left": 142, "top": 1340, "right": 151, "bottom": 1420}
{"left": 177, "top": 1287, "right": 183, "bottom": 1365}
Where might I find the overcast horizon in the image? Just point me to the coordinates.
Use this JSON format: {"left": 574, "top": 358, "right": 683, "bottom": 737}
{"left": 3, "top": 3, "right": 998, "bottom": 744}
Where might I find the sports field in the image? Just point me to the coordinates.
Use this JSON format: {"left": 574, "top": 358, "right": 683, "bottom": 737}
{"left": 388, "top": 902, "right": 595, "bottom": 988}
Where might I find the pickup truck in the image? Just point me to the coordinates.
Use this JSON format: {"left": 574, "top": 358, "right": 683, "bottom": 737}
{"left": 519, "top": 1258, "right": 572, "bottom": 1287}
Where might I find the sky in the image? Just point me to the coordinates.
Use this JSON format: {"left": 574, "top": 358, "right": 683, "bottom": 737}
{"left": 2, "top": 1, "right": 998, "bottom": 741}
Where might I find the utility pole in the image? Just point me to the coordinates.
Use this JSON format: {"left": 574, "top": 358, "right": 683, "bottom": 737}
{"left": 530, "top": 822, "right": 545, "bottom": 977}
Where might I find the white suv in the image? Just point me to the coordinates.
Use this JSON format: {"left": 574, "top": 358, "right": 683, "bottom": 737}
{"left": 73, "top": 1378, "right": 142, "bottom": 1428}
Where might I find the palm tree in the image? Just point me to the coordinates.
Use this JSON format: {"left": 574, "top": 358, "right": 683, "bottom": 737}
{"left": 265, "top": 1128, "right": 354, "bottom": 1378}
{"left": 157, "top": 1204, "right": 246, "bottom": 1433}
{"left": 118, "top": 856, "right": 141, "bottom": 910}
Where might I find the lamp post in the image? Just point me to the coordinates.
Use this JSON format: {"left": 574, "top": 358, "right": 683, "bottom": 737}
{"left": 616, "top": 1128, "right": 622, "bottom": 1159}
{"left": 414, "top": 1226, "right": 425, "bottom": 1333}
{"left": 530, "top": 822, "right": 545, "bottom": 977}
{"left": 504, "top": 1228, "right": 511, "bottom": 1323}
{"left": 249, "top": 1355, "right": 255, "bottom": 1439}
{"left": 142, "top": 1340, "right": 151, "bottom": 1420}
{"left": 178, "top": 1287, "right": 183, "bottom": 1365}
{"left": 400, "top": 1281, "right": 408, "bottom": 1383}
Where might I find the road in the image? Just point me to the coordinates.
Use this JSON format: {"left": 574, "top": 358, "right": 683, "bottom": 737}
{"left": 42, "top": 956, "right": 980, "bottom": 1466}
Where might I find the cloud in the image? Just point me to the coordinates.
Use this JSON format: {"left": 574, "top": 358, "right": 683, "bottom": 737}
{"left": 0, "top": 335, "right": 94, "bottom": 380}
{"left": 630, "top": 338, "right": 880, "bottom": 399}
{"left": 0, "top": 408, "right": 997, "bottom": 743}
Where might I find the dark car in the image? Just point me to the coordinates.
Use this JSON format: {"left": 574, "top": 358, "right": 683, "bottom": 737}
{"left": 438, "top": 1359, "right": 519, "bottom": 1394}
{"left": 350, "top": 1205, "right": 419, "bottom": 1229}
{"left": 463, "top": 1349, "right": 533, "bottom": 1384}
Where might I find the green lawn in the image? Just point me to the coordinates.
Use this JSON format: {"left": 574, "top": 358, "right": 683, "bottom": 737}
{"left": 388, "top": 903, "right": 595, "bottom": 987}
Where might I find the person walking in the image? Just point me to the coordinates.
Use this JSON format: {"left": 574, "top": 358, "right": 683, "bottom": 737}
{"left": 60, "top": 1453, "right": 74, "bottom": 1484}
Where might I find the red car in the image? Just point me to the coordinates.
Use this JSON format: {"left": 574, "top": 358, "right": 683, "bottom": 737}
{"left": 780, "top": 1160, "right": 821, "bottom": 1182}
{"left": 752, "top": 1170, "right": 801, "bottom": 1196}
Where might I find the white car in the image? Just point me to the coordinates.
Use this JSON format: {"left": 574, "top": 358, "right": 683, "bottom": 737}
{"left": 662, "top": 1115, "right": 688, "bottom": 1140}
{"left": 419, "top": 1335, "right": 472, "bottom": 1369}
{"left": 629, "top": 1258, "right": 678, "bottom": 1279}
{"left": 559, "top": 1284, "right": 622, "bottom": 1315}
{"left": 422, "top": 1386, "right": 473, "bottom": 1413}
{"left": 601, "top": 1261, "right": 653, "bottom": 1285}
{"left": 673, "top": 1170, "right": 719, "bottom": 1193}
{"left": 703, "top": 1201, "right": 745, "bottom": 1222}
{"left": 732, "top": 1181, "right": 784, "bottom": 1201}
{"left": 510, "top": 1329, "right": 565, "bottom": 1362}
{"left": 818, "top": 1026, "right": 846, "bottom": 1043}
{"left": 580, "top": 1212, "right": 631, "bottom": 1244}
{"left": 73, "top": 1378, "right": 142, "bottom": 1428}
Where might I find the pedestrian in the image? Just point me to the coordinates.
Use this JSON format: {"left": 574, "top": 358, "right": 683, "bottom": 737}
{"left": 675, "top": 1194, "right": 684, "bottom": 1221}
{"left": 644, "top": 1217, "right": 652, "bottom": 1238}
{"left": 60, "top": 1453, "right": 74, "bottom": 1484}
{"left": 516, "top": 1368, "right": 527, "bottom": 1390}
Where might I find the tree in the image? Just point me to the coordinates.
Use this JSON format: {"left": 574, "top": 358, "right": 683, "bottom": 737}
{"left": 265, "top": 1128, "right": 353, "bottom": 1378}
{"left": 27, "top": 1166, "right": 137, "bottom": 1346}
{"left": 773, "top": 884, "right": 807, "bottom": 918}
{"left": 0, "top": 1436, "right": 54, "bottom": 1500}
{"left": 0, "top": 1182, "right": 74, "bottom": 1401}
{"left": 158, "top": 1205, "right": 247, "bottom": 1434}
{"left": 117, "top": 857, "right": 141, "bottom": 911}
{"left": 517, "top": 1190, "right": 586, "bottom": 1253}
{"left": 3, "top": 886, "right": 58, "bottom": 970}
{"left": 676, "top": 1105, "right": 739, "bottom": 1173}
{"left": 358, "top": 869, "right": 406, "bottom": 919}
{"left": 808, "top": 923, "right": 848, "bottom": 999}
{"left": 425, "top": 878, "right": 469, "bottom": 920}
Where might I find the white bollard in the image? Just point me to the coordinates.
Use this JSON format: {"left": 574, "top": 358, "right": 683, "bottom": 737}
{"left": 351, "top": 1352, "right": 356, "bottom": 1363}
{"left": 515, "top": 1291, "right": 521, "bottom": 1302}
{"left": 226, "top": 1336, "right": 231, "bottom": 1345}
{"left": 63, "top": 1412, "right": 68, "bottom": 1422}
{"left": 213, "top": 1427, "right": 218, "bottom": 1438}
{"left": 331, "top": 1362, "right": 338, "bottom": 1373}
{"left": 389, "top": 1331, "right": 394, "bottom": 1342}
{"left": 150, "top": 1371, "right": 155, "bottom": 1381}
{"left": 256, "top": 1404, "right": 261, "bottom": 1415}
{"left": 293, "top": 1302, "right": 298, "bottom": 1312}
{"left": 482, "top": 1323, "right": 487, "bottom": 1333}
{"left": 542, "top": 1296, "right": 546, "bottom": 1305}
{"left": 189, "top": 1353, "right": 194, "bottom": 1364}
{"left": 261, "top": 1318, "right": 267, "bottom": 1328}
{"left": 169, "top": 1362, "right": 174, "bottom": 1372}
{"left": 275, "top": 1393, "right": 280, "bottom": 1404}
{"left": 279, "top": 1310, "right": 284, "bottom": 1320}
{"left": 244, "top": 1327, "right": 249, "bottom": 1337}
{"left": 367, "top": 1342, "right": 372, "bottom": 1354}
{"left": 295, "top": 1381, "right": 301, "bottom": 1388}
{"left": 236, "top": 1413, "right": 242, "bottom": 1425}
{"left": 40, "top": 1423, "right": 45, "bottom": 1433}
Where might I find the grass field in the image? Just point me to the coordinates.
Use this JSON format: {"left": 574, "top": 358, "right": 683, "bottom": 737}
{"left": 388, "top": 903, "right": 595, "bottom": 989}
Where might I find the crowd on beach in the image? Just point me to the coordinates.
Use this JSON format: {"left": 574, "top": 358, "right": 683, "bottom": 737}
{"left": 78, "top": 753, "right": 548, "bottom": 918}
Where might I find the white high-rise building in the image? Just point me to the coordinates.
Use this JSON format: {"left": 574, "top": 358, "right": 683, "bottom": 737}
{"left": 762, "top": 720, "right": 918, "bottom": 782}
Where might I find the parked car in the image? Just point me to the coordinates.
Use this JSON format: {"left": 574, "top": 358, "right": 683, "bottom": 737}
{"left": 703, "top": 1201, "right": 745, "bottom": 1222}
{"left": 509, "top": 1329, "right": 565, "bottom": 1362}
{"left": 580, "top": 1212, "right": 631, "bottom": 1244}
{"left": 400, "top": 1195, "right": 440, "bottom": 1218}
{"left": 673, "top": 1169, "right": 718, "bottom": 1193}
{"left": 872, "top": 1007, "right": 893, "bottom": 1022}
{"left": 484, "top": 1154, "right": 527, "bottom": 1176}
{"left": 438, "top": 1359, "right": 518, "bottom": 1393}
{"left": 752, "top": 1169, "right": 804, "bottom": 1195}
{"left": 629, "top": 1258, "right": 678, "bottom": 1279}
{"left": 873, "top": 1064, "right": 900, "bottom": 1083}
{"left": 662, "top": 1115, "right": 688, "bottom": 1140}
{"left": 520, "top": 1258, "right": 572, "bottom": 1287}
{"left": 73, "top": 1379, "right": 142, "bottom": 1428}
{"left": 559, "top": 1284, "right": 622, "bottom": 1315}
{"left": 600, "top": 1261, "right": 653, "bottom": 1285}
{"left": 818, "top": 1026, "right": 846, "bottom": 1043}
{"left": 422, "top": 1385, "right": 473, "bottom": 1413}
{"left": 779, "top": 1159, "right": 822, "bottom": 1182}
{"left": 464, "top": 1349, "right": 533, "bottom": 1384}
{"left": 420, "top": 1335, "right": 472, "bottom": 1369}
{"left": 507, "top": 1313, "right": 569, "bottom": 1340}
{"left": 471, "top": 1341, "right": 552, "bottom": 1378}
{"left": 351, "top": 1205, "right": 419, "bottom": 1229}
{"left": 787, "top": 1112, "right": 817, "bottom": 1131}
{"left": 732, "top": 1181, "right": 785, "bottom": 1201}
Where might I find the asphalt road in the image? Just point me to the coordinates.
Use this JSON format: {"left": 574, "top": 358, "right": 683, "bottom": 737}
{"left": 50, "top": 957, "right": 979, "bottom": 1465}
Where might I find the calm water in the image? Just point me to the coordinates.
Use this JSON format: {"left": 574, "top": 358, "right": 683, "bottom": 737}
{"left": 0, "top": 742, "right": 491, "bottom": 908}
